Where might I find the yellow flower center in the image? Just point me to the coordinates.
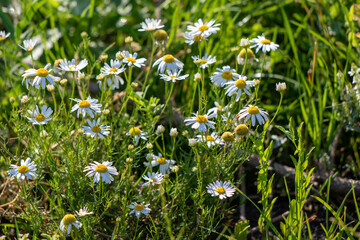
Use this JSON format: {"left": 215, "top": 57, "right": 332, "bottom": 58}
{"left": 227, "top": 119, "right": 234, "bottom": 124}
{"left": 247, "top": 106, "right": 260, "bottom": 115}
{"left": 91, "top": 126, "right": 101, "bottom": 133}
{"left": 36, "top": 68, "right": 49, "bottom": 77}
{"left": 239, "top": 48, "right": 255, "bottom": 59}
{"left": 193, "top": 35, "right": 203, "bottom": 42}
{"left": 109, "top": 68, "right": 118, "bottom": 73}
{"left": 234, "top": 79, "right": 246, "bottom": 89}
{"left": 79, "top": 100, "right": 91, "bottom": 108}
{"left": 126, "top": 57, "right": 136, "bottom": 63}
{"left": 206, "top": 135, "right": 215, "bottom": 141}
{"left": 217, "top": 105, "right": 223, "bottom": 110}
{"left": 129, "top": 127, "right": 141, "bottom": 136}
{"left": 18, "top": 165, "right": 29, "bottom": 174}
{"left": 221, "top": 71, "right": 233, "bottom": 80}
{"left": 157, "top": 157, "right": 166, "bottom": 165}
{"left": 150, "top": 178, "right": 157, "bottom": 183}
{"left": 235, "top": 124, "right": 249, "bottom": 136}
{"left": 62, "top": 214, "right": 76, "bottom": 226}
{"left": 163, "top": 54, "right": 175, "bottom": 63}
{"left": 200, "top": 60, "right": 207, "bottom": 65}
{"left": 134, "top": 204, "right": 144, "bottom": 211}
{"left": 69, "top": 66, "right": 77, "bottom": 71}
{"left": 221, "top": 132, "right": 234, "bottom": 142}
{"left": 260, "top": 39, "right": 271, "bottom": 45}
{"left": 215, "top": 187, "right": 226, "bottom": 194}
{"left": 35, "top": 114, "right": 45, "bottom": 122}
{"left": 0, "top": 37, "right": 5, "bottom": 41}
{"left": 198, "top": 25, "right": 209, "bottom": 31}
{"left": 196, "top": 115, "right": 208, "bottom": 123}
{"left": 95, "top": 164, "right": 108, "bottom": 173}
{"left": 170, "top": 76, "right": 176, "bottom": 80}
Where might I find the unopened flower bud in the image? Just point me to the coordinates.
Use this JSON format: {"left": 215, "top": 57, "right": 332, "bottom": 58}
{"left": 60, "top": 79, "right": 68, "bottom": 85}
{"left": 99, "top": 54, "right": 108, "bottom": 61}
{"left": 221, "top": 132, "right": 235, "bottom": 143}
{"left": 239, "top": 38, "right": 250, "bottom": 47}
{"left": 276, "top": 82, "right": 287, "bottom": 92}
{"left": 125, "top": 36, "right": 133, "bottom": 44}
{"left": 40, "top": 130, "right": 48, "bottom": 138}
{"left": 128, "top": 144, "right": 134, "bottom": 150}
{"left": 21, "top": 96, "right": 29, "bottom": 104}
{"left": 146, "top": 143, "right": 153, "bottom": 150}
{"left": 171, "top": 166, "right": 179, "bottom": 173}
{"left": 235, "top": 124, "right": 249, "bottom": 136}
{"left": 126, "top": 157, "right": 133, "bottom": 163}
{"left": 188, "top": 138, "right": 197, "bottom": 147}
{"left": 170, "top": 128, "right": 178, "bottom": 137}
{"left": 156, "top": 125, "right": 165, "bottom": 134}
{"left": 194, "top": 73, "right": 201, "bottom": 82}
{"left": 47, "top": 84, "right": 55, "bottom": 92}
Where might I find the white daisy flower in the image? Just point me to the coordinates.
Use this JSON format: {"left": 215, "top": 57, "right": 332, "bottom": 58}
{"left": 152, "top": 54, "right": 184, "bottom": 73}
{"left": 210, "top": 66, "right": 240, "bottom": 87}
{"left": 144, "top": 153, "right": 175, "bottom": 174}
{"left": 184, "top": 112, "right": 216, "bottom": 132}
{"left": 196, "top": 132, "right": 221, "bottom": 148}
{"left": 206, "top": 180, "right": 236, "bottom": 199}
{"left": 60, "top": 214, "right": 82, "bottom": 235}
{"left": 207, "top": 102, "right": 232, "bottom": 117}
{"left": 75, "top": 207, "right": 93, "bottom": 217}
{"left": 192, "top": 53, "right": 216, "bottom": 69}
{"left": 70, "top": 96, "right": 102, "bottom": 118}
{"left": 7, "top": 158, "right": 37, "bottom": 181}
{"left": 126, "top": 127, "right": 147, "bottom": 145}
{"left": 18, "top": 39, "right": 37, "bottom": 52}
{"left": 84, "top": 161, "right": 118, "bottom": 184}
{"left": 138, "top": 18, "right": 164, "bottom": 32}
{"left": 159, "top": 69, "right": 189, "bottom": 82}
{"left": 122, "top": 51, "right": 146, "bottom": 68}
{"left": 82, "top": 118, "right": 111, "bottom": 139}
{"left": 101, "top": 59, "right": 126, "bottom": 76}
{"left": 250, "top": 35, "right": 279, "bottom": 53}
{"left": 221, "top": 112, "right": 237, "bottom": 126}
{"left": 142, "top": 172, "right": 164, "bottom": 187}
{"left": 237, "top": 105, "right": 269, "bottom": 126}
{"left": 0, "top": 31, "right": 10, "bottom": 41}
{"left": 27, "top": 105, "right": 53, "bottom": 125}
{"left": 128, "top": 202, "right": 151, "bottom": 218}
{"left": 22, "top": 63, "right": 56, "bottom": 89}
{"left": 224, "top": 76, "right": 255, "bottom": 101}
{"left": 58, "top": 58, "right": 88, "bottom": 72}
{"left": 187, "top": 19, "right": 220, "bottom": 37}
{"left": 183, "top": 32, "right": 207, "bottom": 45}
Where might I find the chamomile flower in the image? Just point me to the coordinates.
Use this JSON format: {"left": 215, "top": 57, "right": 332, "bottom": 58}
{"left": 0, "top": 31, "right": 10, "bottom": 42}
{"left": 58, "top": 58, "right": 88, "bottom": 72}
{"left": 7, "top": 158, "right": 37, "bottom": 181}
{"left": 183, "top": 32, "right": 207, "bottom": 45}
{"left": 237, "top": 48, "right": 258, "bottom": 65}
{"left": 144, "top": 153, "right": 175, "bottom": 174}
{"left": 206, "top": 181, "right": 236, "bottom": 199}
{"left": 122, "top": 51, "right": 146, "bottom": 68}
{"left": 184, "top": 112, "right": 216, "bottom": 132}
{"left": 207, "top": 102, "right": 232, "bottom": 117}
{"left": 237, "top": 105, "right": 269, "bottom": 126}
{"left": 101, "top": 59, "right": 126, "bottom": 76}
{"left": 18, "top": 39, "right": 37, "bottom": 52}
{"left": 84, "top": 161, "right": 118, "bottom": 184}
{"left": 153, "top": 54, "right": 184, "bottom": 73}
{"left": 250, "top": 35, "right": 279, "bottom": 53}
{"left": 192, "top": 53, "right": 216, "bottom": 69}
{"left": 196, "top": 132, "right": 221, "bottom": 148}
{"left": 187, "top": 19, "right": 221, "bottom": 37}
{"left": 224, "top": 76, "right": 255, "bottom": 101}
{"left": 82, "top": 118, "right": 111, "bottom": 139}
{"left": 23, "top": 63, "right": 56, "bottom": 89}
{"left": 126, "top": 127, "right": 147, "bottom": 145}
{"left": 60, "top": 214, "right": 82, "bottom": 235}
{"left": 138, "top": 18, "right": 164, "bottom": 32}
{"left": 70, "top": 96, "right": 102, "bottom": 118}
{"left": 221, "top": 112, "right": 237, "bottom": 126}
{"left": 75, "top": 207, "right": 93, "bottom": 217}
{"left": 142, "top": 172, "right": 164, "bottom": 187}
{"left": 210, "top": 66, "right": 240, "bottom": 87}
{"left": 27, "top": 105, "right": 53, "bottom": 125}
{"left": 159, "top": 69, "right": 189, "bottom": 82}
{"left": 128, "top": 202, "right": 151, "bottom": 218}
